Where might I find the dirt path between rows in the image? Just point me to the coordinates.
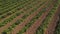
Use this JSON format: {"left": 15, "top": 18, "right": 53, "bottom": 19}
{"left": 58, "top": 4, "right": 60, "bottom": 15}
{"left": 24, "top": 2, "right": 53, "bottom": 34}
{"left": 44, "top": 4, "right": 60, "bottom": 34}
{"left": 11, "top": 0, "right": 49, "bottom": 34}
{"left": 0, "top": 13, "right": 24, "bottom": 34}
{"left": 0, "top": 0, "right": 36, "bottom": 22}
{"left": 0, "top": 0, "right": 41, "bottom": 33}
{"left": 0, "top": 5, "right": 33, "bottom": 34}
{"left": 44, "top": 15, "right": 59, "bottom": 34}
{"left": 0, "top": 0, "right": 43, "bottom": 34}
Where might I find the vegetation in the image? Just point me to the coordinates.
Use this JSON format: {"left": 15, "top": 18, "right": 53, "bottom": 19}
{"left": 36, "top": 1, "right": 59, "bottom": 34}
{"left": 0, "top": 0, "right": 60, "bottom": 34}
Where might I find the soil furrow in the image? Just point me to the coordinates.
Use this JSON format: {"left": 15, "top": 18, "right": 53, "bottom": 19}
{"left": 44, "top": 5, "right": 60, "bottom": 34}
{"left": 0, "top": 1, "right": 44, "bottom": 34}
{"left": 0, "top": 14, "right": 24, "bottom": 34}
{"left": 0, "top": 0, "right": 36, "bottom": 22}
{"left": 44, "top": 15, "right": 59, "bottom": 34}
{"left": 24, "top": 3, "right": 53, "bottom": 34}
{"left": 11, "top": 0, "right": 50, "bottom": 34}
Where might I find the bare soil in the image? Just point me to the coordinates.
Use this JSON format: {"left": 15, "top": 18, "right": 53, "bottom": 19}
{"left": 44, "top": 14, "right": 59, "bottom": 34}
{"left": 0, "top": 0, "right": 43, "bottom": 34}
{"left": 0, "top": 0, "right": 35, "bottom": 23}
{"left": 24, "top": 2, "right": 53, "bottom": 34}
{"left": 11, "top": 1, "right": 48, "bottom": 34}
{"left": 0, "top": 14, "right": 24, "bottom": 34}
{"left": 0, "top": 1, "right": 40, "bottom": 33}
{"left": 44, "top": 4, "right": 60, "bottom": 34}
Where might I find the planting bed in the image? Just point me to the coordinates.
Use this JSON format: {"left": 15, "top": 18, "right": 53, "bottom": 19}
{"left": 0, "top": 0, "right": 60, "bottom": 34}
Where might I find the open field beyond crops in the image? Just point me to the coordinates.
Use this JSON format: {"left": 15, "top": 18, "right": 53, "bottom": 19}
{"left": 0, "top": 0, "right": 60, "bottom": 34}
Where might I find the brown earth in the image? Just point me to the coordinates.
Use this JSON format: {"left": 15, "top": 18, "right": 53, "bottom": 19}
{"left": 0, "top": 13, "right": 24, "bottom": 34}
{"left": 0, "top": 0, "right": 43, "bottom": 34}
{"left": 24, "top": 2, "right": 53, "bottom": 34}
{"left": 44, "top": 4, "right": 60, "bottom": 34}
{"left": 11, "top": 0, "right": 51, "bottom": 34}
{"left": 44, "top": 14, "right": 59, "bottom": 34}
{"left": 0, "top": 0, "right": 58, "bottom": 34}
{"left": 0, "top": 0, "right": 36, "bottom": 22}
{"left": 0, "top": 0, "right": 40, "bottom": 33}
{"left": 58, "top": 4, "right": 60, "bottom": 15}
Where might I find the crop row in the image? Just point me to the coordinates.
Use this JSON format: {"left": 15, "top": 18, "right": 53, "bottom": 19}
{"left": 17, "top": 6, "right": 47, "bottom": 34}
{"left": 0, "top": 0, "right": 40, "bottom": 21}
{"left": 0, "top": 0, "right": 20, "bottom": 12}
{"left": 2, "top": 5, "right": 38, "bottom": 34}
{"left": 0, "top": 0, "right": 33, "bottom": 15}
{"left": 36, "top": 1, "right": 59, "bottom": 34}
{"left": 0, "top": 11, "right": 24, "bottom": 27}
{"left": 17, "top": 1, "right": 50, "bottom": 34}
{"left": 0, "top": 0, "right": 37, "bottom": 21}
{"left": 0, "top": 0, "right": 32, "bottom": 10}
{"left": 0, "top": 0, "right": 43, "bottom": 27}
{"left": 54, "top": 1, "right": 60, "bottom": 33}
{"left": 0, "top": 0, "right": 33, "bottom": 8}
{"left": 0, "top": 0, "right": 19, "bottom": 7}
{"left": 54, "top": 20, "right": 60, "bottom": 34}
{"left": 1, "top": 1, "right": 46, "bottom": 34}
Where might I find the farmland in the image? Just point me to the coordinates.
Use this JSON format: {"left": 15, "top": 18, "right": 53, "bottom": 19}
{"left": 0, "top": 0, "right": 60, "bottom": 34}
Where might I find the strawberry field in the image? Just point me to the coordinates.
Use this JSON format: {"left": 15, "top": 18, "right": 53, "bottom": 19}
{"left": 0, "top": 0, "right": 60, "bottom": 34}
